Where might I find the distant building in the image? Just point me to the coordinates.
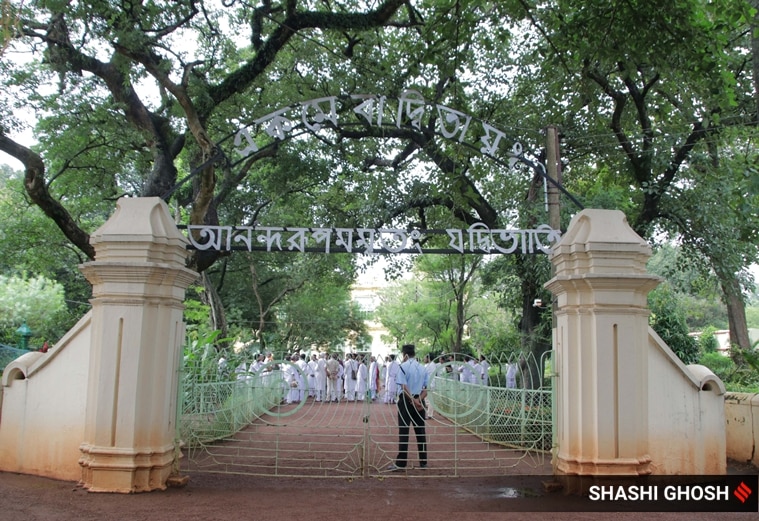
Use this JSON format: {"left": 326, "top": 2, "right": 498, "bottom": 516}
{"left": 690, "top": 329, "right": 759, "bottom": 354}
{"left": 351, "top": 270, "right": 394, "bottom": 360}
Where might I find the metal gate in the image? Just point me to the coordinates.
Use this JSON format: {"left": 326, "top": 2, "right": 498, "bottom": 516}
{"left": 177, "top": 352, "right": 553, "bottom": 478}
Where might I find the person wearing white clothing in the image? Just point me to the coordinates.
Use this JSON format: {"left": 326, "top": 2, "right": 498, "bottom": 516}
{"left": 368, "top": 356, "right": 380, "bottom": 401}
{"left": 307, "top": 354, "right": 318, "bottom": 398}
{"left": 460, "top": 357, "right": 473, "bottom": 384}
{"left": 355, "top": 356, "right": 368, "bottom": 401}
{"left": 234, "top": 360, "right": 248, "bottom": 381}
{"left": 314, "top": 352, "right": 327, "bottom": 401}
{"left": 296, "top": 353, "right": 308, "bottom": 402}
{"left": 384, "top": 354, "right": 400, "bottom": 404}
{"left": 472, "top": 359, "right": 484, "bottom": 385}
{"left": 325, "top": 354, "right": 341, "bottom": 402}
{"left": 479, "top": 356, "right": 490, "bottom": 386}
{"left": 423, "top": 355, "right": 437, "bottom": 418}
{"left": 343, "top": 354, "right": 358, "bottom": 401}
{"left": 283, "top": 354, "right": 302, "bottom": 404}
{"left": 506, "top": 363, "right": 517, "bottom": 389}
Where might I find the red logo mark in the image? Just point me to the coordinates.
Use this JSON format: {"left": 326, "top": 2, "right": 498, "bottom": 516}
{"left": 734, "top": 482, "right": 752, "bottom": 504}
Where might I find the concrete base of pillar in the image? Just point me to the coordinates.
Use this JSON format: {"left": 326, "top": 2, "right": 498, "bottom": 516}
{"left": 555, "top": 455, "right": 652, "bottom": 476}
{"left": 79, "top": 443, "right": 176, "bottom": 493}
{"left": 554, "top": 455, "right": 653, "bottom": 495}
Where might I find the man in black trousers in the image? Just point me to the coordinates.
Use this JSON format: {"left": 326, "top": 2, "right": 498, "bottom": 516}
{"left": 386, "top": 343, "right": 429, "bottom": 471}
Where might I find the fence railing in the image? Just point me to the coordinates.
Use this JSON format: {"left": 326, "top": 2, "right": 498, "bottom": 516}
{"left": 178, "top": 369, "right": 285, "bottom": 446}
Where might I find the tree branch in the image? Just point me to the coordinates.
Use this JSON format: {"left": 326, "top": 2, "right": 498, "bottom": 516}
{"left": 208, "top": 0, "right": 408, "bottom": 106}
{"left": 0, "top": 133, "right": 95, "bottom": 259}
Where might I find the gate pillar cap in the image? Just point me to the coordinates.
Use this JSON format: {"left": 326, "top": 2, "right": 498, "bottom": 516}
{"left": 554, "top": 209, "right": 649, "bottom": 252}
{"left": 89, "top": 197, "right": 189, "bottom": 264}
{"left": 549, "top": 209, "right": 652, "bottom": 277}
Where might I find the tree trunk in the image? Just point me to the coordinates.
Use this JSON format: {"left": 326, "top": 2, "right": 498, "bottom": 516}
{"left": 751, "top": 0, "right": 759, "bottom": 122}
{"left": 518, "top": 258, "right": 551, "bottom": 390}
{"left": 200, "top": 271, "right": 228, "bottom": 342}
{"left": 721, "top": 275, "right": 750, "bottom": 350}
{"left": 515, "top": 171, "right": 553, "bottom": 390}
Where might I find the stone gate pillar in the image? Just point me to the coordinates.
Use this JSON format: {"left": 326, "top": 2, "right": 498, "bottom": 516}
{"left": 545, "top": 209, "right": 660, "bottom": 476}
{"left": 77, "top": 197, "right": 197, "bottom": 492}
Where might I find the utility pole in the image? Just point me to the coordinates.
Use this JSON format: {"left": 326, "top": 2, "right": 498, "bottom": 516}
{"left": 544, "top": 125, "right": 561, "bottom": 473}
{"left": 545, "top": 125, "right": 561, "bottom": 232}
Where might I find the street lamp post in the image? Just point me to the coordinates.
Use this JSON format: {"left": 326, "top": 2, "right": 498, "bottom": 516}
{"left": 16, "top": 321, "right": 32, "bottom": 350}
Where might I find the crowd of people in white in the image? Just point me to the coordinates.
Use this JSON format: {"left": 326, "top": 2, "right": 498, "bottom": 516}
{"left": 222, "top": 351, "right": 509, "bottom": 407}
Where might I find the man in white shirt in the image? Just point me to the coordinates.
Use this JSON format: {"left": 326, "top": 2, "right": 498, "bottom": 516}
{"left": 307, "top": 354, "right": 318, "bottom": 398}
{"left": 315, "top": 352, "right": 327, "bottom": 402}
{"left": 355, "top": 355, "right": 368, "bottom": 401}
{"left": 386, "top": 344, "right": 428, "bottom": 471}
{"left": 368, "top": 356, "right": 380, "bottom": 401}
{"left": 384, "top": 354, "right": 400, "bottom": 404}
{"left": 343, "top": 353, "right": 358, "bottom": 402}
{"left": 296, "top": 353, "right": 308, "bottom": 402}
{"left": 479, "top": 355, "right": 490, "bottom": 386}
{"left": 326, "top": 353, "right": 341, "bottom": 402}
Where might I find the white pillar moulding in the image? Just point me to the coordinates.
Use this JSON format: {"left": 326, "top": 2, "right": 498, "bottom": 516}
{"left": 545, "top": 209, "right": 661, "bottom": 477}
{"left": 78, "top": 197, "right": 198, "bottom": 493}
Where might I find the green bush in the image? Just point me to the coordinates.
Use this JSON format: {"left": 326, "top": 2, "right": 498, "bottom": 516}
{"left": 697, "top": 326, "right": 719, "bottom": 354}
{"left": 698, "top": 351, "right": 735, "bottom": 383}
{"left": 697, "top": 349, "right": 759, "bottom": 393}
{"left": 0, "top": 272, "right": 66, "bottom": 346}
{"left": 648, "top": 283, "right": 699, "bottom": 364}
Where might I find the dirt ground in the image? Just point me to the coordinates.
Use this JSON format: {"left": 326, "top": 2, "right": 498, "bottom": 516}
{"left": 1, "top": 466, "right": 757, "bottom": 521}
{"left": 2, "top": 401, "right": 756, "bottom": 520}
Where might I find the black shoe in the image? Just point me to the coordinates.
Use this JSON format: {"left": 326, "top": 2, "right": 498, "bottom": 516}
{"left": 419, "top": 463, "right": 428, "bottom": 469}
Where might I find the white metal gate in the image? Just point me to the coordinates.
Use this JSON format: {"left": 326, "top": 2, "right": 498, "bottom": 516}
{"left": 177, "top": 353, "right": 553, "bottom": 478}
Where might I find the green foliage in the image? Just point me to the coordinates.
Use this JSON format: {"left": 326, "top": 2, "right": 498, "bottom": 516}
{"left": 698, "top": 351, "right": 736, "bottom": 383}
{"left": 725, "top": 342, "right": 759, "bottom": 392}
{"left": 746, "top": 306, "right": 759, "bottom": 329}
{"left": 0, "top": 272, "right": 66, "bottom": 346}
{"left": 376, "top": 255, "right": 512, "bottom": 355}
{"left": 696, "top": 335, "right": 759, "bottom": 393}
{"left": 0, "top": 166, "right": 93, "bottom": 342}
{"left": 2, "top": 0, "right": 758, "bottom": 381}
{"left": 648, "top": 282, "right": 699, "bottom": 364}
{"left": 697, "top": 326, "right": 720, "bottom": 354}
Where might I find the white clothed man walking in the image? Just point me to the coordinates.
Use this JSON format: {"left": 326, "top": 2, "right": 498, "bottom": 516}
{"left": 479, "top": 356, "right": 490, "bottom": 386}
{"left": 283, "top": 355, "right": 302, "bottom": 404}
{"left": 326, "top": 354, "right": 341, "bottom": 402}
{"left": 307, "top": 354, "right": 318, "bottom": 398}
{"left": 296, "top": 353, "right": 308, "bottom": 402}
{"left": 472, "top": 358, "right": 484, "bottom": 385}
{"left": 461, "top": 358, "right": 474, "bottom": 384}
{"left": 356, "top": 356, "right": 368, "bottom": 401}
{"left": 506, "top": 363, "right": 517, "bottom": 388}
{"left": 343, "top": 354, "right": 358, "bottom": 402}
{"left": 315, "top": 352, "right": 327, "bottom": 402}
{"left": 234, "top": 360, "right": 248, "bottom": 382}
{"left": 249, "top": 354, "right": 264, "bottom": 389}
{"left": 369, "top": 356, "right": 379, "bottom": 400}
{"left": 384, "top": 354, "right": 400, "bottom": 404}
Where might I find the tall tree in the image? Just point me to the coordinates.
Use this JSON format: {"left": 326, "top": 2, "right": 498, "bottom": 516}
{"left": 506, "top": 0, "right": 759, "bottom": 349}
{"left": 0, "top": 0, "right": 412, "bottom": 268}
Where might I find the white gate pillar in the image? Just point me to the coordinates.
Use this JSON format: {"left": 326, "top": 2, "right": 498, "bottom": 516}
{"left": 545, "top": 209, "right": 660, "bottom": 476}
{"left": 78, "top": 197, "right": 197, "bottom": 492}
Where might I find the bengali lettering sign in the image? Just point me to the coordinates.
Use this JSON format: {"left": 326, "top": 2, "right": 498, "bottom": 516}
{"left": 185, "top": 224, "right": 560, "bottom": 255}
{"left": 233, "top": 90, "right": 524, "bottom": 166}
